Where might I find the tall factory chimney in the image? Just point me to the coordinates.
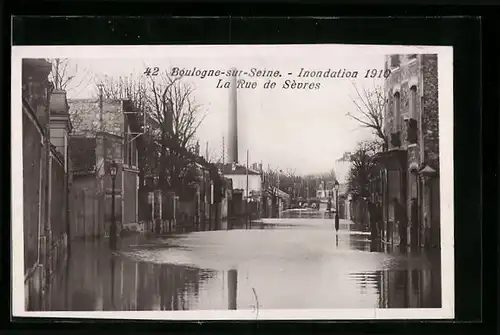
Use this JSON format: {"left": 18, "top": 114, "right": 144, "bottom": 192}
{"left": 228, "top": 67, "right": 238, "bottom": 164}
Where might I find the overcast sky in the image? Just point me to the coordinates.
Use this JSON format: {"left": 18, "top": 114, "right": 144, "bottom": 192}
{"left": 58, "top": 46, "right": 387, "bottom": 181}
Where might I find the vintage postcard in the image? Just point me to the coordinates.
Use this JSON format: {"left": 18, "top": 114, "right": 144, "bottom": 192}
{"left": 11, "top": 44, "right": 454, "bottom": 320}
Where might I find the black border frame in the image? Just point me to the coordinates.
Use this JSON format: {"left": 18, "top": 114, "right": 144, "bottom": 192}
{"left": 2, "top": 9, "right": 495, "bottom": 334}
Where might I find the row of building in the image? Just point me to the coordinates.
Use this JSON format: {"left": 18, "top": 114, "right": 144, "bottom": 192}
{"left": 22, "top": 59, "right": 294, "bottom": 310}
{"left": 22, "top": 59, "right": 145, "bottom": 310}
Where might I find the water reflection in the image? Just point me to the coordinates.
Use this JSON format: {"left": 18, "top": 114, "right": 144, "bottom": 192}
{"left": 228, "top": 269, "right": 237, "bottom": 310}
{"left": 44, "top": 240, "right": 216, "bottom": 311}
{"left": 42, "top": 218, "right": 441, "bottom": 311}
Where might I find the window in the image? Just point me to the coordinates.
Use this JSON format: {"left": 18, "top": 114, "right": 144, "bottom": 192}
{"left": 390, "top": 55, "right": 400, "bottom": 68}
{"left": 410, "top": 86, "right": 417, "bottom": 119}
{"left": 393, "top": 91, "right": 401, "bottom": 132}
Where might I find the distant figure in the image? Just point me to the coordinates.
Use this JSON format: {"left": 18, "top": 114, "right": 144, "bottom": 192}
{"left": 393, "top": 197, "right": 408, "bottom": 248}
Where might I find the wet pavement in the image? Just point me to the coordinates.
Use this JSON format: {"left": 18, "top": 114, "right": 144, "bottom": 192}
{"left": 42, "top": 218, "right": 442, "bottom": 311}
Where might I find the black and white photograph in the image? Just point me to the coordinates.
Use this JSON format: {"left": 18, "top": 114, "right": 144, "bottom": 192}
{"left": 12, "top": 44, "right": 454, "bottom": 320}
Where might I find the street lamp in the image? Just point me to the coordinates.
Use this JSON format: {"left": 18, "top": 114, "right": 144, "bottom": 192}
{"left": 109, "top": 160, "right": 118, "bottom": 250}
{"left": 334, "top": 180, "right": 340, "bottom": 232}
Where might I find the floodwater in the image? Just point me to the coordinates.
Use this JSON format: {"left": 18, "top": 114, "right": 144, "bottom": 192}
{"left": 42, "top": 217, "right": 442, "bottom": 311}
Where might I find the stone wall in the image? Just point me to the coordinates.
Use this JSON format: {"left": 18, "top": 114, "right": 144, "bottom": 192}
{"left": 23, "top": 108, "right": 44, "bottom": 272}
{"left": 50, "top": 150, "right": 67, "bottom": 246}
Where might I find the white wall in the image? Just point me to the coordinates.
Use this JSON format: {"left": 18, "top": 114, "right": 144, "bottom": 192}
{"left": 227, "top": 174, "right": 261, "bottom": 197}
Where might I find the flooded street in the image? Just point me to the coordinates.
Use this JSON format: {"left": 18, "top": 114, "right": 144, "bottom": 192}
{"left": 43, "top": 218, "right": 441, "bottom": 311}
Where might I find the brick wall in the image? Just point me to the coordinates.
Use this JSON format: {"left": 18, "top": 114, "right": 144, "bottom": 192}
{"left": 421, "top": 55, "right": 439, "bottom": 169}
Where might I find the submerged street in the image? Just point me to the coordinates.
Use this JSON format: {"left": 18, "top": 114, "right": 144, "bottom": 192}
{"left": 43, "top": 216, "right": 441, "bottom": 311}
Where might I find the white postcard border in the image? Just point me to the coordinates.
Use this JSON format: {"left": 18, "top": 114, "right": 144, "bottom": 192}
{"left": 11, "top": 44, "right": 454, "bottom": 320}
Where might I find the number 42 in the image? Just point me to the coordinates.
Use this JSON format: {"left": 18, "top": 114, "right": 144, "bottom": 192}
{"left": 144, "top": 67, "right": 159, "bottom": 76}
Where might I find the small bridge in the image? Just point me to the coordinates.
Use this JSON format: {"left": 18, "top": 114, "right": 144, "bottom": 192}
{"left": 281, "top": 209, "right": 336, "bottom": 219}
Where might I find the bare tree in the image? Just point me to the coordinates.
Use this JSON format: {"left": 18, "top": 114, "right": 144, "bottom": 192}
{"left": 348, "top": 84, "right": 388, "bottom": 151}
{"left": 99, "top": 73, "right": 207, "bottom": 199}
{"left": 48, "top": 58, "right": 91, "bottom": 92}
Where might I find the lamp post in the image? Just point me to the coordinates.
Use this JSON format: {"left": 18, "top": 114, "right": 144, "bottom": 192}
{"left": 334, "top": 180, "right": 340, "bottom": 232}
{"left": 109, "top": 160, "right": 118, "bottom": 250}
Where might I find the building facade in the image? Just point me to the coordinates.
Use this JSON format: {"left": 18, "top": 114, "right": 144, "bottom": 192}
{"left": 223, "top": 164, "right": 262, "bottom": 199}
{"left": 374, "top": 54, "right": 440, "bottom": 250}
{"left": 68, "top": 99, "right": 141, "bottom": 235}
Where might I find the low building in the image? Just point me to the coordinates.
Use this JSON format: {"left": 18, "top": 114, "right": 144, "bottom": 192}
{"left": 219, "top": 163, "right": 262, "bottom": 219}
{"left": 221, "top": 163, "right": 262, "bottom": 199}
